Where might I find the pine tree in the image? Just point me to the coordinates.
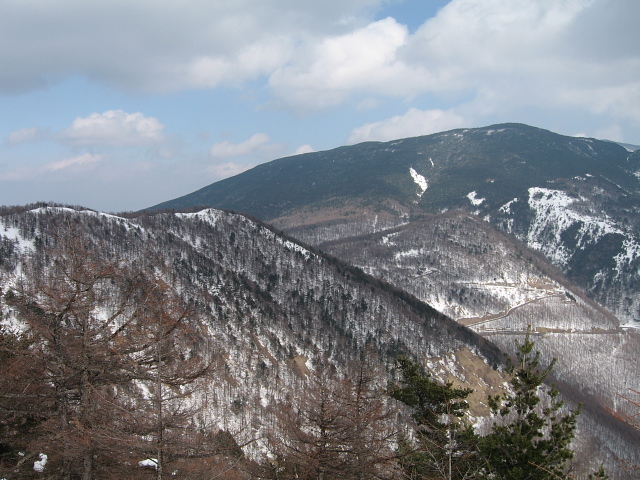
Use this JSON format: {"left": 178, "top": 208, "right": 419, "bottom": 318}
{"left": 388, "top": 356, "right": 479, "bottom": 480}
{"left": 478, "top": 328, "right": 580, "bottom": 480}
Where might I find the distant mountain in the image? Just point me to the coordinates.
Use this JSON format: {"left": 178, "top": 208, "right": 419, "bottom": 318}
{"left": 150, "top": 123, "right": 640, "bottom": 326}
{"left": 152, "top": 123, "right": 634, "bottom": 218}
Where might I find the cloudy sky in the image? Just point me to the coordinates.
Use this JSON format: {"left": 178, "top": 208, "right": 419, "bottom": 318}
{"left": 1, "top": 0, "right": 639, "bottom": 212}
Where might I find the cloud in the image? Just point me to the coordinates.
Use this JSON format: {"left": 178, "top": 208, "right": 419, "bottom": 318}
{"left": 206, "top": 161, "right": 253, "bottom": 179}
{"left": 402, "top": 0, "right": 640, "bottom": 122}
{"left": 294, "top": 144, "right": 315, "bottom": 155}
{"left": 44, "top": 153, "right": 106, "bottom": 171}
{"left": 268, "top": 0, "right": 639, "bottom": 127}
{"left": 0, "top": 0, "right": 384, "bottom": 94}
{"left": 0, "top": 153, "right": 106, "bottom": 182}
{"left": 348, "top": 108, "right": 466, "bottom": 143}
{"left": 269, "top": 17, "right": 427, "bottom": 110}
{"left": 2, "top": 0, "right": 638, "bottom": 130}
{"left": 4, "top": 126, "right": 46, "bottom": 146}
{"left": 210, "top": 133, "right": 272, "bottom": 159}
{"left": 58, "top": 110, "right": 165, "bottom": 147}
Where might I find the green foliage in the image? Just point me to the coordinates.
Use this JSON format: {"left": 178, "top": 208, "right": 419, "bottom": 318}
{"left": 389, "top": 356, "right": 473, "bottom": 429}
{"left": 478, "top": 328, "right": 581, "bottom": 480}
{"left": 389, "top": 356, "right": 479, "bottom": 479}
{"left": 588, "top": 465, "right": 609, "bottom": 480}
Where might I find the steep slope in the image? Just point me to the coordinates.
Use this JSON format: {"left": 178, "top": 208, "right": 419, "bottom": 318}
{"left": 0, "top": 205, "right": 505, "bottom": 457}
{"left": 2, "top": 205, "right": 639, "bottom": 476}
{"left": 310, "top": 210, "right": 640, "bottom": 478}
{"left": 150, "top": 123, "right": 640, "bottom": 325}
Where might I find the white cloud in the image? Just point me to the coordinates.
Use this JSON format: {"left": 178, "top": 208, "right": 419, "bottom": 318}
{"left": 206, "top": 161, "right": 253, "bottom": 179}
{"left": 0, "top": 153, "right": 106, "bottom": 181}
{"left": 4, "top": 127, "right": 45, "bottom": 146}
{"left": 210, "top": 133, "right": 272, "bottom": 159}
{"left": 269, "top": 0, "right": 640, "bottom": 127}
{"left": 270, "top": 17, "right": 427, "bottom": 110}
{"left": 402, "top": 0, "right": 640, "bottom": 122}
{"left": 58, "top": 110, "right": 165, "bottom": 147}
{"left": 0, "top": 0, "right": 384, "bottom": 93}
{"left": 2, "top": 0, "right": 638, "bottom": 131}
{"left": 186, "top": 37, "right": 294, "bottom": 89}
{"left": 348, "top": 108, "right": 466, "bottom": 143}
{"left": 45, "top": 153, "right": 106, "bottom": 171}
{"left": 294, "top": 144, "right": 315, "bottom": 155}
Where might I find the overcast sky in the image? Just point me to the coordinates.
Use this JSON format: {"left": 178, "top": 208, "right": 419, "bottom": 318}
{"left": 1, "top": 0, "right": 639, "bottom": 212}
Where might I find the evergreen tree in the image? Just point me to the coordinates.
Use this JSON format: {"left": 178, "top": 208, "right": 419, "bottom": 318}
{"left": 478, "top": 328, "right": 580, "bottom": 480}
{"left": 388, "top": 356, "right": 479, "bottom": 480}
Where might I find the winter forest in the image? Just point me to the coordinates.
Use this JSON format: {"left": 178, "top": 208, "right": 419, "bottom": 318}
{"left": 0, "top": 205, "right": 638, "bottom": 479}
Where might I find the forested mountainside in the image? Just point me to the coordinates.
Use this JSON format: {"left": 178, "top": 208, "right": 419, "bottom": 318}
{"left": 0, "top": 205, "right": 515, "bottom": 478}
{"left": 287, "top": 209, "right": 640, "bottom": 477}
{"left": 151, "top": 123, "right": 640, "bottom": 327}
{"left": 145, "top": 123, "right": 640, "bottom": 476}
{"left": 1, "top": 205, "right": 639, "bottom": 478}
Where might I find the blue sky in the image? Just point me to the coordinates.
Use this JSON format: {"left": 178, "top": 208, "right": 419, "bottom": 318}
{"left": 1, "top": 0, "right": 639, "bottom": 212}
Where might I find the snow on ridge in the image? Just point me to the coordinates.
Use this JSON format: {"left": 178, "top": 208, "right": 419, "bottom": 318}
{"left": 410, "top": 168, "right": 428, "bottom": 198}
{"left": 499, "top": 198, "right": 518, "bottom": 214}
{"left": 467, "top": 191, "right": 485, "bottom": 206}
{"left": 526, "top": 187, "right": 627, "bottom": 265}
{"left": 275, "top": 236, "right": 314, "bottom": 259}
{"left": 175, "top": 208, "right": 223, "bottom": 226}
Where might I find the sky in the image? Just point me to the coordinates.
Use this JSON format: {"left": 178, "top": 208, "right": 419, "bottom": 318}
{"left": 1, "top": 0, "right": 639, "bottom": 212}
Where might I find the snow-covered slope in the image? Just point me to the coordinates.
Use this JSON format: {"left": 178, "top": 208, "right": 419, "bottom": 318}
{"left": 0, "top": 205, "right": 505, "bottom": 461}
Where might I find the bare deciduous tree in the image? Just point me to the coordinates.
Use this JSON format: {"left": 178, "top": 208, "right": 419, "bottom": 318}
{"left": 264, "top": 355, "right": 398, "bottom": 480}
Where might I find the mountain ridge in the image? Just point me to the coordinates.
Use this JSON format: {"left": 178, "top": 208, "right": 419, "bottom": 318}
{"left": 149, "top": 122, "right": 640, "bottom": 326}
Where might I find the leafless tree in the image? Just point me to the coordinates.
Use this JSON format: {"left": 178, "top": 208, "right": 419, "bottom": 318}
{"left": 263, "top": 354, "right": 398, "bottom": 480}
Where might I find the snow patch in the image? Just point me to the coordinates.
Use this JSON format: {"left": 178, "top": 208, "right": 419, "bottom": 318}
{"left": 467, "top": 191, "right": 485, "bottom": 206}
{"left": 1, "top": 226, "right": 35, "bottom": 253}
{"left": 382, "top": 232, "right": 399, "bottom": 245}
{"left": 138, "top": 459, "right": 158, "bottom": 470}
{"left": 394, "top": 249, "right": 421, "bottom": 260}
{"left": 33, "top": 453, "right": 48, "bottom": 472}
{"left": 499, "top": 198, "right": 518, "bottom": 214}
{"left": 410, "top": 168, "right": 428, "bottom": 197}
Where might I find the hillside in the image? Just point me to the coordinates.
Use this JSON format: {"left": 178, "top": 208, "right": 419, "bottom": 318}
{"left": 1, "top": 205, "right": 637, "bottom": 476}
{"left": 0, "top": 205, "right": 515, "bottom": 477}
{"left": 150, "top": 123, "right": 640, "bottom": 327}
{"left": 145, "top": 123, "right": 640, "bottom": 475}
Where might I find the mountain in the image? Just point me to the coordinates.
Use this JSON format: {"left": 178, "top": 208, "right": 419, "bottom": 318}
{"left": 0, "top": 205, "right": 510, "bottom": 474}
{"left": 1, "top": 205, "right": 638, "bottom": 477}
{"left": 147, "top": 123, "right": 640, "bottom": 475}
{"left": 151, "top": 123, "right": 640, "bottom": 326}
